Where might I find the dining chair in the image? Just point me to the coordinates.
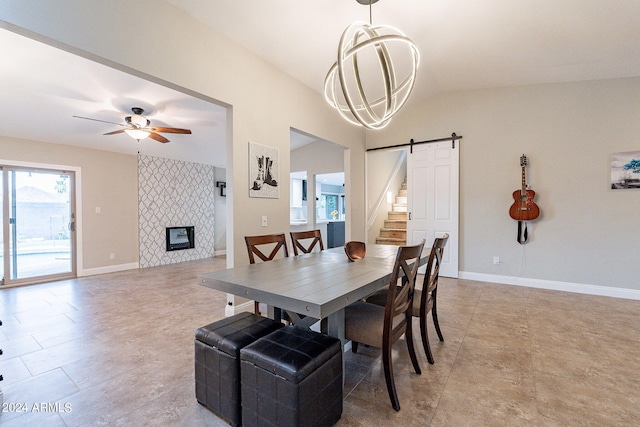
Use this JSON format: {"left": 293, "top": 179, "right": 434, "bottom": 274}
{"left": 244, "top": 233, "right": 289, "bottom": 315}
{"left": 289, "top": 229, "right": 324, "bottom": 255}
{"left": 367, "top": 234, "right": 449, "bottom": 364}
{"left": 344, "top": 240, "right": 425, "bottom": 411}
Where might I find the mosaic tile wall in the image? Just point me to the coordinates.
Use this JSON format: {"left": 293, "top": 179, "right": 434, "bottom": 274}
{"left": 138, "top": 155, "right": 215, "bottom": 268}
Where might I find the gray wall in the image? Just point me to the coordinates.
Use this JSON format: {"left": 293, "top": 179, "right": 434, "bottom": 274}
{"left": 367, "top": 77, "right": 640, "bottom": 292}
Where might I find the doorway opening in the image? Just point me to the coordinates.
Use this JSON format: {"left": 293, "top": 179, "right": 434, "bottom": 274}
{"left": 290, "top": 129, "right": 347, "bottom": 249}
{"left": 1, "top": 165, "right": 76, "bottom": 286}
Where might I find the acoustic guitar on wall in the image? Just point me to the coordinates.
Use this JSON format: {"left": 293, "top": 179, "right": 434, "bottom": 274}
{"left": 509, "top": 154, "right": 540, "bottom": 221}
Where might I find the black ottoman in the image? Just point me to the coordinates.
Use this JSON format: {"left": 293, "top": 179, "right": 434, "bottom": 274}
{"left": 195, "top": 312, "right": 284, "bottom": 426}
{"left": 240, "top": 326, "right": 343, "bottom": 427}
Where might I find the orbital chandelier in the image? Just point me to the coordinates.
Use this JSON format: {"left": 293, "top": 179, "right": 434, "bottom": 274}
{"left": 324, "top": 0, "right": 420, "bottom": 130}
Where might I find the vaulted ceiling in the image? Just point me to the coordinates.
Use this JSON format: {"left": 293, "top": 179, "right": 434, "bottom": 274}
{"left": 167, "top": 0, "right": 640, "bottom": 100}
{"left": 2, "top": 1, "right": 640, "bottom": 167}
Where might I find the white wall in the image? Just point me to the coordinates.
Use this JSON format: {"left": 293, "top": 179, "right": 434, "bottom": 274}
{"left": 367, "top": 77, "right": 640, "bottom": 293}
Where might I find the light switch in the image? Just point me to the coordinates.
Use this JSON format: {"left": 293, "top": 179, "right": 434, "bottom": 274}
{"left": 261, "top": 216, "right": 268, "bottom": 227}
{"left": 95, "top": 207, "right": 101, "bottom": 214}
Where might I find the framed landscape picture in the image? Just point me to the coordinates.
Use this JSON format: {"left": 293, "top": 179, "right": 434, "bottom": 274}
{"left": 249, "top": 142, "right": 279, "bottom": 198}
{"left": 611, "top": 151, "right": 640, "bottom": 190}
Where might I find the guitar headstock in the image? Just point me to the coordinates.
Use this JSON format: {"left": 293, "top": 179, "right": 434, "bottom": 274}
{"left": 520, "top": 154, "right": 528, "bottom": 167}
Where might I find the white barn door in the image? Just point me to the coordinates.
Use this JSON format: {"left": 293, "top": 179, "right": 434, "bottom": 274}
{"left": 407, "top": 141, "right": 459, "bottom": 278}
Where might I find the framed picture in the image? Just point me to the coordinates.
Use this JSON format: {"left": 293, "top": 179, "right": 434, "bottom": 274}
{"left": 249, "top": 142, "right": 279, "bottom": 198}
{"left": 611, "top": 151, "right": 640, "bottom": 190}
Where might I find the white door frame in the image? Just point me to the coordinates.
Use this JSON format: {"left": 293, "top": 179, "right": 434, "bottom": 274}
{"left": 1, "top": 159, "right": 83, "bottom": 285}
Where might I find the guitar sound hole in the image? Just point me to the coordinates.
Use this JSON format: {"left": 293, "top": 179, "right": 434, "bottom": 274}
{"left": 519, "top": 195, "right": 528, "bottom": 202}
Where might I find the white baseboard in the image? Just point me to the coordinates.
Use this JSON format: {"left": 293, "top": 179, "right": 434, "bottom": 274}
{"left": 214, "top": 249, "right": 227, "bottom": 257}
{"left": 459, "top": 271, "right": 640, "bottom": 300}
{"left": 79, "top": 262, "right": 139, "bottom": 277}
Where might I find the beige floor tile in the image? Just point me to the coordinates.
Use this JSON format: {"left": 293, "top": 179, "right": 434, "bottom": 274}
{"left": 442, "top": 357, "right": 537, "bottom": 421}
{"left": 431, "top": 394, "right": 537, "bottom": 426}
{"left": 0, "top": 257, "right": 639, "bottom": 426}
{"left": 1, "top": 369, "right": 79, "bottom": 424}
{"left": 0, "top": 410, "right": 68, "bottom": 427}
{"left": 535, "top": 370, "right": 640, "bottom": 426}
{"left": 0, "top": 355, "right": 32, "bottom": 385}
{"left": 111, "top": 380, "right": 229, "bottom": 427}
{"left": 456, "top": 335, "right": 533, "bottom": 374}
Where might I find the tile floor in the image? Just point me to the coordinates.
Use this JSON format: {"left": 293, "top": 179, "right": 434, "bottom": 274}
{"left": 0, "top": 257, "right": 639, "bottom": 426}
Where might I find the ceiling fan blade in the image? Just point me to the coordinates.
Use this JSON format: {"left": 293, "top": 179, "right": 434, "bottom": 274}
{"left": 149, "top": 132, "right": 170, "bottom": 143}
{"left": 151, "top": 127, "right": 192, "bottom": 134}
{"left": 103, "top": 129, "right": 126, "bottom": 135}
{"left": 73, "top": 115, "right": 125, "bottom": 126}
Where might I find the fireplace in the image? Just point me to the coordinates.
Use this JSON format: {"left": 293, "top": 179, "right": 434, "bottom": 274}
{"left": 166, "top": 226, "right": 195, "bottom": 251}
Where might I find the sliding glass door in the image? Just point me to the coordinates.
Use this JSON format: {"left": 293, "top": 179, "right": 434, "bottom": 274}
{"left": 1, "top": 166, "right": 76, "bottom": 286}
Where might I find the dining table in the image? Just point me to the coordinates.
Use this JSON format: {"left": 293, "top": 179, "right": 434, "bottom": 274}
{"left": 198, "top": 244, "right": 426, "bottom": 344}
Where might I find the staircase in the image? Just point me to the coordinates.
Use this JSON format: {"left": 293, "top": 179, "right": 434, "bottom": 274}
{"left": 376, "top": 178, "right": 407, "bottom": 246}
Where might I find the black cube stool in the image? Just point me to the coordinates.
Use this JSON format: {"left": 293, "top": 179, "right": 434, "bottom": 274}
{"left": 240, "top": 326, "right": 343, "bottom": 427}
{"left": 195, "top": 312, "right": 284, "bottom": 426}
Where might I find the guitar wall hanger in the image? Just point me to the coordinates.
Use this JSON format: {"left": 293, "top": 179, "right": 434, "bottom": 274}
{"left": 509, "top": 154, "right": 540, "bottom": 244}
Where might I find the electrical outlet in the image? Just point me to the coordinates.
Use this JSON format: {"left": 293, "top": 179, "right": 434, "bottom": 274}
{"left": 261, "top": 216, "right": 268, "bottom": 227}
{"left": 493, "top": 256, "right": 500, "bottom": 265}
{"left": 110, "top": 253, "right": 115, "bottom": 260}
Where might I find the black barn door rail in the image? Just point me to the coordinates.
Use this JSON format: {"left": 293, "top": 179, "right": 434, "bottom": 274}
{"left": 366, "top": 132, "right": 462, "bottom": 153}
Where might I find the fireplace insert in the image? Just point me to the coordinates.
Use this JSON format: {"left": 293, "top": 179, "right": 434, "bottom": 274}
{"left": 166, "top": 226, "right": 195, "bottom": 251}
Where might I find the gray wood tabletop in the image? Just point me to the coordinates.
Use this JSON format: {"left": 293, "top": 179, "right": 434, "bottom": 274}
{"left": 198, "top": 244, "right": 407, "bottom": 321}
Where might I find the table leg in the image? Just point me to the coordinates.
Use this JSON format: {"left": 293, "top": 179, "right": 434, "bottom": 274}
{"left": 326, "top": 308, "right": 345, "bottom": 345}
{"left": 267, "top": 305, "right": 282, "bottom": 323}
{"left": 326, "top": 308, "right": 346, "bottom": 383}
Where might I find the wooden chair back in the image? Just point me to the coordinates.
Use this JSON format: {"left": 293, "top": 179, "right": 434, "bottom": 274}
{"left": 244, "top": 233, "right": 289, "bottom": 315}
{"left": 421, "top": 234, "right": 449, "bottom": 305}
{"left": 384, "top": 240, "right": 425, "bottom": 348}
{"left": 244, "top": 233, "right": 289, "bottom": 264}
{"left": 290, "top": 230, "right": 324, "bottom": 255}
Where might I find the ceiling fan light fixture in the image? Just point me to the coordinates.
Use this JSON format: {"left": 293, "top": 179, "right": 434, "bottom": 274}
{"left": 125, "top": 129, "right": 150, "bottom": 140}
{"left": 127, "top": 113, "right": 150, "bottom": 128}
{"left": 73, "top": 106, "right": 191, "bottom": 143}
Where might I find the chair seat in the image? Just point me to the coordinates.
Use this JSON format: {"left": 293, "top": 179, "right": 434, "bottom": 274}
{"left": 345, "top": 301, "right": 385, "bottom": 347}
{"left": 345, "top": 301, "right": 408, "bottom": 348}
{"left": 367, "top": 287, "right": 431, "bottom": 319}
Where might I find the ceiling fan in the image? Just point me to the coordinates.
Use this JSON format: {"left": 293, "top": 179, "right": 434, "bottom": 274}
{"left": 73, "top": 107, "right": 192, "bottom": 143}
